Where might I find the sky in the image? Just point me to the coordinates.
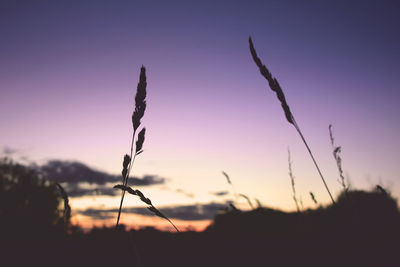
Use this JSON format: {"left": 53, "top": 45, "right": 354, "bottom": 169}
{"left": 1, "top": 0, "right": 400, "bottom": 230}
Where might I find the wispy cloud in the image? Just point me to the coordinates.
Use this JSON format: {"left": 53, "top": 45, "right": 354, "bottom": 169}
{"left": 175, "top": 188, "right": 195, "bottom": 198}
{"left": 210, "top": 191, "right": 229, "bottom": 197}
{"left": 37, "top": 160, "right": 165, "bottom": 197}
{"left": 39, "top": 160, "right": 164, "bottom": 185}
{"left": 62, "top": 183, "right": 119, "bottom": 197}
{"left": 78, "top": 203, "right": 227, "bottom": 221}
{"left": 2, "top": 146, "right": 18, "bottom": 155}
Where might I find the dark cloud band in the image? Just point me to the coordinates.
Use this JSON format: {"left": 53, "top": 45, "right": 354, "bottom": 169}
{"left": 37, "top": 160, "right": 165, "bottom": 197}
{"left": 39, "top": 160, "right": 164, "bottom": 185}
{"left": 78, "top": 203, "right": 228, "bottom": 221}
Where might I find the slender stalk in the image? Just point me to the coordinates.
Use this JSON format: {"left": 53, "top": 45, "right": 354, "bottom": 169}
{"left": 329, "top": 124, "right": 347, "bottom": 194}
{"left": 115, "top": 66, "right": 179, "bottom": 233}
{"left": 222, "top": 171, "right": 238, "bottom": 204}
{"left": 165, "top": 216, "right": 180, "bottom": 232}
{"left": 288, "top": 148, "right": 300, "bottom": 212}
{"left": 249, "top": 37, "right": 335, "bottom": 205}
{"left": 116, "top": 130, "right": 136, "bottom": 227}
{"left": 292, "top": 120, "right": 335, "bottom": 204}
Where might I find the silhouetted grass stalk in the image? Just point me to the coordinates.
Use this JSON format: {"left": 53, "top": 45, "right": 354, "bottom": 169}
{"left": 329, "top": 124, "right": 347, "bottom": 193}
{"left": 222, "top": 171, "right": 254, "bottom": 209}
{"left": 116, "top": 66, "right": 147, "bottom": 227}
{"left": 116, "top": 134, "right": 134, "bottom": 226}
{"left": 239, "top": 194, "right": 254, "bottom": 209}
{"left": 310, "top": 191, "right": 318, "bottom": 205}
{"left": 115, "top": 66, "right": 179, "bottom": 232}
{"left": 288, "top": 149, "right": 300, "bottom": 212}
{"left": 249, "top": 37, "right": 335, "bottom": 204}
{"left": 55, "top": 182, "right": 71, "bottom": 228}
{"left": 114, "top": 184, "right": 180, "bottom": 232}
{"left": 222, "top": 171, "right": 238, "bottom": 203}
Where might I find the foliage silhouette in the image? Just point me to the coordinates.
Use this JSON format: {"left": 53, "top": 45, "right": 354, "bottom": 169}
{"left": 0, "top": 157, "right": 68, "bottom": 238}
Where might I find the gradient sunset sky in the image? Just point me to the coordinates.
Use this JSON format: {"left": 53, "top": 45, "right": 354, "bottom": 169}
{"left": 1, "top": 0, "right": 399, "bottom": 230}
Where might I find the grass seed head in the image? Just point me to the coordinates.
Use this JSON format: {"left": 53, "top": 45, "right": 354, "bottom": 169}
{"left": 114, "top": 184, "right": 137, "bottom": 195}
{"left": 310, "top": 191, "right": 318, "bottom": 205}
{"left": 121, "top": 155, "right": 131, "bottom": 181}
{"left": 148, "top": 206, "right": 166, "bottom": 219}
{"left": 136, "top": 128, "right": 146, "bottom": 154}
{"left": 123, "top": 154, "right": 131, "bottom": 169}
{"left": 136, "top": 189, "right": 152, "bottom": 205}
{"left": 249, "top": 37, "right": 335, "bottom": 204}
{"left": 222, "top": 171, "right": 231, "bottom": 184}
{"left": 132, "top": 66, "right": 147, "bottom": 131}
{"left": 249, "top": 37, "right": 294, "bottom": 124}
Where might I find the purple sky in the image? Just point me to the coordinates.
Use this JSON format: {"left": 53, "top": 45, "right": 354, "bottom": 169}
{"left": 1, "top": 0, "right": 400, "bottom": 225}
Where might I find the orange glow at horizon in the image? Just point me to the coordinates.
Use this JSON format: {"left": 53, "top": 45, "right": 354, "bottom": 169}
{"left": 71, "top": 213, "right": 212, "bottom": 232}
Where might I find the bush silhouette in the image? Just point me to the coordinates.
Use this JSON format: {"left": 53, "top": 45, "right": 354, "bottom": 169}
{"left": 0, "top": 158, "right": 67, "bottom": 239}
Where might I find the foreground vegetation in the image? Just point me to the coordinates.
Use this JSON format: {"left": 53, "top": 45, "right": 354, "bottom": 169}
{"left": 1, "top": 158, "right": 399, "bottom": 267}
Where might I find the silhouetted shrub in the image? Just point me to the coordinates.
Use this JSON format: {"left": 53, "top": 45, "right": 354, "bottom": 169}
{"left": 0, "top": 157, "right": 67, "bottom": 239}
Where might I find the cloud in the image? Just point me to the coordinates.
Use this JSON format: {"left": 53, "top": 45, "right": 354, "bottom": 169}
{"left": 39, "top": 160, "right": 165, "bottom": 185}
{"left": 134, "top": 175, "right": 165, "bottom": 186}
{"left": 2, "top": 146, "right": 18, "bottom": 155}
{"left": 62, "top": 183, "right": 120, "bottom": 197}
{"left": 37, "top": 160, "right": 165, "bottom": 197}
{"left": 175, "top": 188, "right": 195, "bottom": 198}
{"left": 78, "top": 203, "right": 228, "bottom": 221}
{"left": 79, "top": 208, "right": 115, "bottom": 220}
{"left": 210, "top": 191, "right": 229, "bottom": 197}
{"left": 40, "top": 160, "right": 119, "bottom": 184}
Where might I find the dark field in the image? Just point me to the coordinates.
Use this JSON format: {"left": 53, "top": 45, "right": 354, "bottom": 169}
{"left": 1, "top": 159, "right": 399, "bottom": 267}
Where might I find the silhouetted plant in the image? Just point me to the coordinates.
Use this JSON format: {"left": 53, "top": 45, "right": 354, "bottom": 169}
{"left": 376, "top": 184, "right": 388, "bottom": 196}
{"left": 0, "top": 157, "right": 68, "bottom": 236}
{"left": 222, "top": 171, "right": 236, "bottom": 192}
{"left": 222, "top": 171, "right": 238, "bottom": 202}
{"left": 310, "top": 191, "right": 318, "bottom": 205}
{"left": 114, "top": 185, "right": 179, "bottom": 232}
{"left": 55, "top": 182, "right": 71, "bottom": 227}
{"left": 228, "top": 202, "right": 240, "bottom": 212}
{"left": 254, "top": 198, "right": 263, "bottom": 208}
{"left": 288, "top": 149, "right": 300, "bottom": 212}
{"left": 115, "top": 67, "right": 179, "bottom": 232}
{"left": 239, "top": 194, "right": 254, "bottom": 209}
{"left": 249, "top": 37, "right": 335, "bottom": 204}
{"left": 115, "top": 66, "right": 147, "bottom": 227}
{"left": 222, "top": 171, "right": 255, "bottom": 210}
{"left": 329, "top": 124, "right": 348, "bottom": 193}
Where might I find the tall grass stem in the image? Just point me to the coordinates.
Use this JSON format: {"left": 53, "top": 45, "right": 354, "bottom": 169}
{"left": 249, "top": 36, "right": 335, "bottom": 204}
{"left": 116, "top": 130, "right": 136, "bottom": 227}
{"left": 293, "top": 121, "right": 335, "bottom": 204}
